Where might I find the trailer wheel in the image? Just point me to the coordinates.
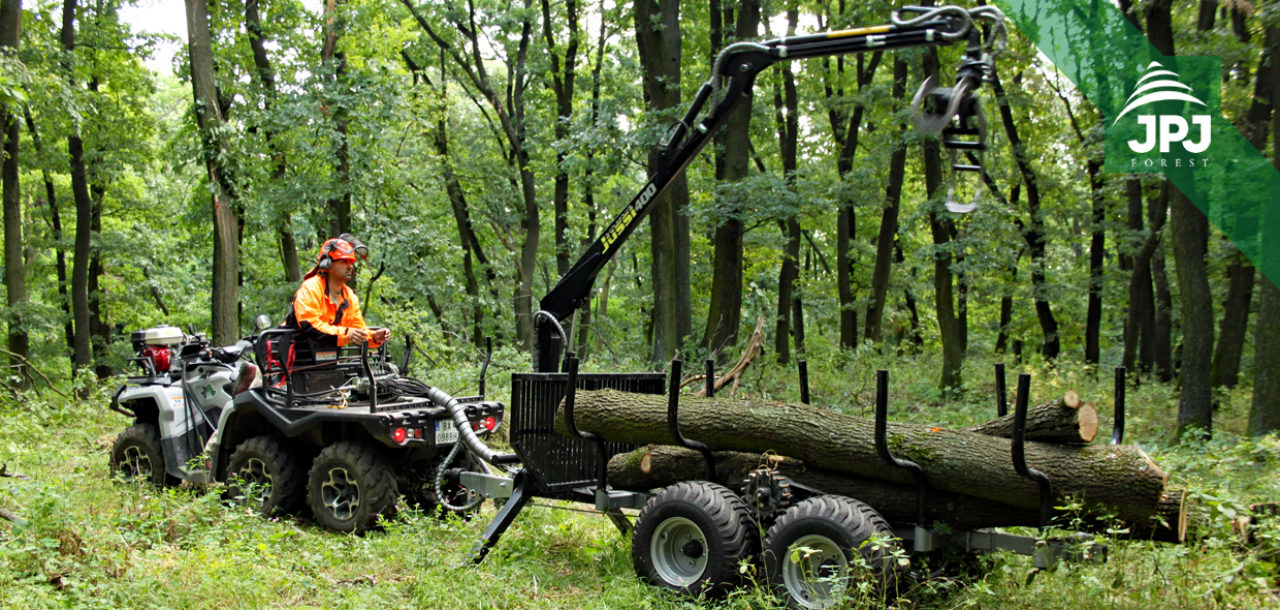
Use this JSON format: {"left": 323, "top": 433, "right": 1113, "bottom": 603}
{"left": 225, "top": 436, "right": 304, "bottom": 516}
{"left": 110, "top": 424, "right": 172, "bottom": 486}
{"left": 631, "top": 481, "right": 757, "bottom": 597}
{"left": 762, "top": 495, "right": 901, "bottom": 609}
{"left": 307, "top": 441, "right": 398, "bottom": 533}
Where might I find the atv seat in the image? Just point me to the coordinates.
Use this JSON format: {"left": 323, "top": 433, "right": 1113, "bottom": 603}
{"left": 254, "top": 328, "right": 382, "bottom": 401}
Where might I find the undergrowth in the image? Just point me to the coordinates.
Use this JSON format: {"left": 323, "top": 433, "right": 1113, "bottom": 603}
{"left": 0, "top": 352, "right": 1277, "bottom": 608}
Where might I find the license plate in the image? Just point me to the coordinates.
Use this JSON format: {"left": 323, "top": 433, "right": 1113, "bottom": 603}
{"left": 435, "top": 420, "right": 459, "bottom": 444}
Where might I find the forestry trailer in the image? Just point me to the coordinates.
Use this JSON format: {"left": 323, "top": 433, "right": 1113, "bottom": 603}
{"left": 425, "top": 4, "right": 1177, "bottom": 608}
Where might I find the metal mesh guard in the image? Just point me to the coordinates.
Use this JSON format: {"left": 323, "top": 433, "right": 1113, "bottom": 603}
{"left": 510, "top": 372, "right": 666, "bottom": 496}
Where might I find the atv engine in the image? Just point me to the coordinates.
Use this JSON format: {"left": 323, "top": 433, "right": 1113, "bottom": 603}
{"left": 130, "top": 326, "right": 184, "bottom": 375}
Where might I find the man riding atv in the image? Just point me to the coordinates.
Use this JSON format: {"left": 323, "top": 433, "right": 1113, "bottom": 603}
{"left": 273, "top": 234, "right": 390, "bottom": 392}
{"left": 287, "top": 233, "right": 389, "bottom": 350}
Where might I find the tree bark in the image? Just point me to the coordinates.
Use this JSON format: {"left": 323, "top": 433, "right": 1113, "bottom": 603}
{"left": 62, "top": 0, "right": 93, "bottom": 374}
{"left": 966, "top": 392, "right": 1099, "bottom": 444}
{"left": 564, "top": 389, "right": 1169, "bottom": 522}
{"left": 702, "top": 0, "right": 759, "bottom": 357}
{"left": 865, "top": 56, "right": 905, "bottom": 345}
{"left": 402, "top": 0, "right": 538, "bottom": 349}
{"left": 771, "top": 7, "right": 799, "bottom": 363}
{"left": 1249, "top": 38, "right": 1280, "bottom": 435}
{"left": 245, "top": 0, "right": 301, "bottom": 283}
{"left": 1250, "top": 278, "right": 1280, "bottom": 435}
{"left": 920, "top": 48, "right": 963, "bottom": 391}
{"left": 0, "top": 0, "right": 25, "bottom": 376}
{"left": 21, "top": 107, "right": 73, "bottom": 365}
{"left": 1215, "top": 23, "right": 1276, "bottom": 388}
{"left": 186, "top": 0, "right": 240, "bottom": 345}
{"left": 542, "top": 0, "right": 579, "bottom": 278}
{"left": 1122, "top": 178, "right": 1150, "bottom": 373}
{"left": 321, "top": 0, "right": 351, "bottom": 237}
{"left": 635, "top": 0, "right": 687, "bottom": 364}
{"left": 607, "top": 445, "right": 1185, "bottom": 541}
{"left": 993, "top": 72, "right": 1059, "bottom": 361}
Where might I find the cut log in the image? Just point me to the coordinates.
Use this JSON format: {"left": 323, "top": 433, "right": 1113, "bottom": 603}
{"left": 609, "top": 445, "right": 1042, "bottom": 530}
{"left": 967, "top": 392, "right": 1099, "bottom": 444}
{"left": 561, "top": 389, "right": 1168, "bottom": 522}
{"left": 1122, "top": 488, "right": 1187, "bottom": 543}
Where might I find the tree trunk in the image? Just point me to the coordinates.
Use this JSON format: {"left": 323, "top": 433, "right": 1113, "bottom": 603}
{"left": 1212, "top": 256, "right": 1254, "bottom": 388}
{"left": 608, "top": 445, "right": 1186, "bottom": 541}
{"left": 564, "top": 389, "right": 1169, "bottom": 522}
{"left": 1249, "top": 44, "right": 1280, "bottom": 435}
{"left": 1085, "top": 158, "right": 1104, "bottom": 365}
{"left": 702, "top": 0, "right": 759, "bottom": 357}
{"left": 1215, "top": 22, "right": 1276, "bottom": 388}
{"left": 771, "top": 8, "right": 799, "bottom": 363}
{"left": 89, "top": 181, "right": 110, "bottom": 379}
{"left": 542, "top": 0, "right": 579, "bottom": 278}
{"left": 22, "top": 107, "right": 73, "bottom": 365}
{"left": 608, "top": 445, "right": 1055, "bottom": 530}
{"left": 245, "top": 0, "right": 301, "bottom": 283}
{"left": 0, "top": 0, "right": 25, "bottom": 376}
{"left": 993, "top": 72, "right": 1059, "bottom": 361}
{"left": 1171, "top": 185, "right": 1214, "bottom": 437}
{"left": 402, "top": 0, "right": 538, "bottom": 349}
{"left": 1250, "top": 279, "right": 1280, "bottom": 435}
{"left": 63, "top": 0, "right": 93, "bottom": 374}
{"left": 825, "top": 46, "right": 882, "bottom": 349}
{"left": 865, "top": 56, "right": 906, "bottom": 344}
{"left": 186, "top": 0, "right": 240, "bottom": 345}
{"left": 1122, "top": 178, "right": 1149, "bottom": 372}
{"left": 635, "top": 0, "right": 686, "bottom": 364}
{"left": 321, "top": 0, "right": 351, "bottom": 237}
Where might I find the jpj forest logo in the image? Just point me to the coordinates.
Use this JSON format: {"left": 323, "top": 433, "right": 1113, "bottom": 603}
{"left": 1105, "top": 58, "right": 1220, "bottom": 173}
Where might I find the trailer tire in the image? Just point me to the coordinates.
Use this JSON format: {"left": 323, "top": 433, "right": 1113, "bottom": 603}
{"left": 631, "top": 481, "right": 757, "bottom": 597}
{"left": 307, "top": 441, "right": 398, "bottom": 533}
{"left": 225, "top": 436, "right": 304, "bottom": 516}
{"left": 762, "top": 495, "right": 901, "bottom": 609}
{"left": 110, "top": 424, "right": 172, "bottom": 486}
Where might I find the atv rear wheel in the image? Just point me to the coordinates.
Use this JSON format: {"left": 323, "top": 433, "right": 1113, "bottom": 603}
{"left": 110, "top": 424, "right": 171, "bottom": 486}
{"left": 307, "top": 441, "right": 398, "bottom": 533}
{"left": 631, "top": 481, "right": 757, "bottom": 597}
{"left": 225, "top": 435, "right": 304, "bottom": 516}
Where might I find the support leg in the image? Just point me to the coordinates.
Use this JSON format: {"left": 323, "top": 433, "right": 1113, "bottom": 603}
{"left": 471, "top": 469, "right": 535, "bottom": 564}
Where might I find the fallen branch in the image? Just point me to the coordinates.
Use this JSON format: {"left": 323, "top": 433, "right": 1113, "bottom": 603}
{"left": 0, "top": 347, "right": 71, "bottom": 400}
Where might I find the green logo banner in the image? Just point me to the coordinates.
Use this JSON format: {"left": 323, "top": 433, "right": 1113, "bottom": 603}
{"left": 994, "top": 0, "right": 1279, "bottom": 287}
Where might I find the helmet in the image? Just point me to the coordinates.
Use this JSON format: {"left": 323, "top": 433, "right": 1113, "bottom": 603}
{"left": 315, "top": 234, "right": 369, "bottom": 271}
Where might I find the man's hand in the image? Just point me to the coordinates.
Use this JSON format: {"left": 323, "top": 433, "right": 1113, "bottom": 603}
{"left": 346, "top": 327, "right": 389, "bottom": 345}
{"left": 347, "top": 327, "right": 369, "bottom": 345}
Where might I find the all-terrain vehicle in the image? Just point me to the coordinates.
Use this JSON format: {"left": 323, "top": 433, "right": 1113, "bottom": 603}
{"left": 109, "top": 319, "right": 504, "bottom": 532}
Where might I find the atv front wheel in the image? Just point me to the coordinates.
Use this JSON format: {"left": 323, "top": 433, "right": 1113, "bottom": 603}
{"left": 225, "top": 435, "right": 304, "bottom": 516}
{"left": 110, "top": 424, "right": 171, "bottom": 486}
{"left": 307, "top": 441, "right": 398, "bottom": 533}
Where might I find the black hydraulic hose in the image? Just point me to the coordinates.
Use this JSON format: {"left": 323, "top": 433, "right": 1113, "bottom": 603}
{"left": 425, "top": 386, "right": 521, "bottom": 465}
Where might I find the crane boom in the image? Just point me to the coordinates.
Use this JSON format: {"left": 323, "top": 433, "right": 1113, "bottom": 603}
{"left": 534, "top": 5, "right": 1005, "bottom": 372}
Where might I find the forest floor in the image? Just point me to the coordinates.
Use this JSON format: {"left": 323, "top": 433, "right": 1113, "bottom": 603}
{"left": 1, "top": 350, "right": 1277, "bottom": 609}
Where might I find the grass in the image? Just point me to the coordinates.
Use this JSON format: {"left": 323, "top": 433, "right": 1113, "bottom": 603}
{"left": 1, "top": 352, "right": 1277, "bottom": 608}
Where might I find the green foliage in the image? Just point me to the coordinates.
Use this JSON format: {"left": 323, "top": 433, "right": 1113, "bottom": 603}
{"left": 2, "top": 352, "right": 1278, "bottom": 608}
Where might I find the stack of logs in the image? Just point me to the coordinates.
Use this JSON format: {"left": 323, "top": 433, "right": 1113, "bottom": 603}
{"left": 558, "top": 389, "right": 1186, "bottom": 543}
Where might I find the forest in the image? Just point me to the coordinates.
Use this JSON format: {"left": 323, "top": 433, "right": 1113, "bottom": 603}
{"left": 0, "top": 0, "right": 1278, "bottom": 608}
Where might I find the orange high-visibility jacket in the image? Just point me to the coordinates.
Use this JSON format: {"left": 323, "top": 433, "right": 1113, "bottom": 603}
{"left": 290, "top": 275, "right": 383, "bottom": 349}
